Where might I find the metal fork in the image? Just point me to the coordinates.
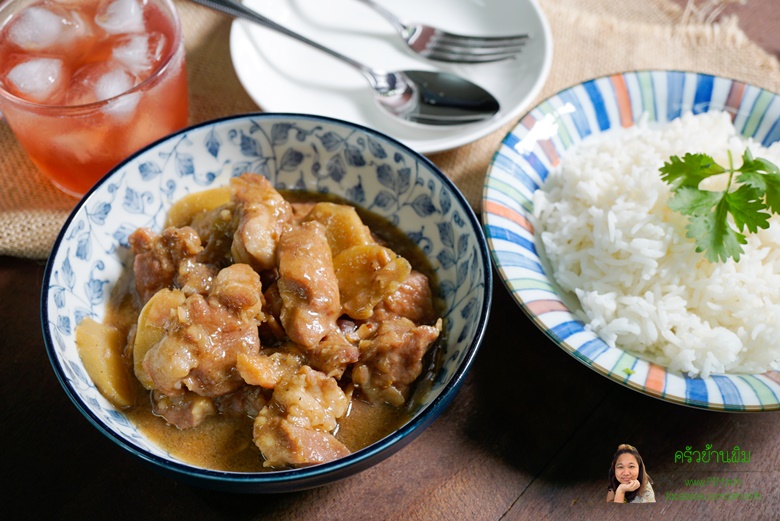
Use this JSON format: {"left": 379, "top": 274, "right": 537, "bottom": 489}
{"left": 352, "top": 0, "right": 528, "bottom": 63}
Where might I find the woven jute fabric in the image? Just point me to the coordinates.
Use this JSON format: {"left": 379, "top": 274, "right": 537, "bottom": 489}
{"left": 1, "top": 0, "right": 779, "bottom": 259}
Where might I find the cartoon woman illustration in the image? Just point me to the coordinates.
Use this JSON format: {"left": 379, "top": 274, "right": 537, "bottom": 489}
{"left": 606, "top": 444, "right": 656, "bottom": 503}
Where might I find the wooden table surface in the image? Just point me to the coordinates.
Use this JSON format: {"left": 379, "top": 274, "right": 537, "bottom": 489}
{"left": 3, "top": 2, "right": 779, "bottom": 520}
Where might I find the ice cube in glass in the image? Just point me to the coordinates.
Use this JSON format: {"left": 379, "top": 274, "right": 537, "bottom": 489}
{"left": 95, "top": 0, "right": 145, "bottom": 34}
{"left": 6, "top": 57, "right": 66, "bottom": 102}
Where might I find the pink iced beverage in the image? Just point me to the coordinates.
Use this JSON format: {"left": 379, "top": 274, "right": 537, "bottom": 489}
{"left": 0, "top": 0, "right": 189, "bottom": 197}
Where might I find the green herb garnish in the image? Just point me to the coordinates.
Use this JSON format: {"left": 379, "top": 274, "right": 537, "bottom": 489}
{"left": 659, "top": 150, "right": 780, "bottom": 263}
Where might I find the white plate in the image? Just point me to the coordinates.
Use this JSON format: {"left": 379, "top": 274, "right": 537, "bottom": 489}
{"left": 228, "top": 0, "right": 553, "bottom": 154}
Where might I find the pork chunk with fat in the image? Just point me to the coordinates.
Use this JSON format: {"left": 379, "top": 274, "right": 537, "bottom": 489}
{"left": 216, "top": 385, "right": 269, "bottom": 419}
{"left": 237, "top": 349, "right": 304, "bottom": 389}
{"left": 151, "top": 390, "right": 217, "bottom": 429}
{"left": 304, "top": 332, "right": 360, "bottom": 379}
{"left": 141, "top": 264, "right": 265, "bottom": 399}
{"left": 277, "top": 220, "right": 341, "bottom": 348}
{"left": 230, "top": 173, "right": 293, "bottom": 271}
{"left": 373, "top": 270, "right": 437, "bottom": 324}
{"left": 129, "top": 226, "right": 205, "bottom": 303}
{"left": 253, "top": 366, "right": 350, "bottom": 467}
{"left": 353, "top": 317, "right": 442, "bottom": 406}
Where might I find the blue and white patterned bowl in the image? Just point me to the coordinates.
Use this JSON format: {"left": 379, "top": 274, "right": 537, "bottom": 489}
{"left": 483, "top": 70, "right": 780, "bottom": 412}
{"left": 41, "top": 113, "right": 492, "bottom": 492}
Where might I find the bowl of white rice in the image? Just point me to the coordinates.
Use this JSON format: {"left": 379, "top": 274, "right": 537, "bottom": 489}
{"left": 482, "top": 70, "right": 780, "bottom": 411}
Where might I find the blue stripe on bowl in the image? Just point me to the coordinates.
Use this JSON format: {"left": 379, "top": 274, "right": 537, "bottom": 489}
{"left": 550, "top": 320, "right": 586, "bottom": 341}
{"left": 684, "top": 376, "right": 709, "bottom": 405}
{"left": 583, "top": 79, "right": 611, "bottom": 131}
{"left": 693, "top": 73, "right": 715, "bottom": 114}
{"left": 488, "top": 247, "right": 545, "bottom": 275}
{"left": 666, "top": 70, "right": 686, "bottom": 120}
{"left": 558, "top": 89, "right": 591, "bottom": 139}
{"left": 492, "top": 154, "right": 541, "bottom": 193}
{"left": 711, "top": 375, "right": 743, "bottom": 410}
{"left": 523, "top": 152, "right": 550, "bottom": 179}
{"left": 573, "top": 338, "right": 610, "bottom": 364}
{"left": 487, "top": 226, "right": 537, "bottom": 254}
{"left": 763, "top": 115, "right": 780, "bottom": 147}
{"left": 503, "top": 132, "right": 522, "bottom": 152}
{"left": 754, "top": 94, "right": 780, "bottom": 144}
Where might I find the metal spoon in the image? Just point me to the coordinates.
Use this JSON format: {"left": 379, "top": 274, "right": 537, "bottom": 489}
{"left": 190, "top": 0, "right": 500, "bottom": 125}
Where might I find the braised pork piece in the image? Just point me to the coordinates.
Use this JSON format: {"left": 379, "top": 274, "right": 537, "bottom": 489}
{"left": 76, "top": 173, "right": 443, "bottom": 471}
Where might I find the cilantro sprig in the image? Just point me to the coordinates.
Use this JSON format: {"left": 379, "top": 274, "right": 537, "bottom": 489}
{"left": 659, "top": 150, "right": 780, "bottom": 263}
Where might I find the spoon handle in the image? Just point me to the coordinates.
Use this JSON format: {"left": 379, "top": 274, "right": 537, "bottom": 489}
{"left": 189, "top": 0, "right": 371, "bottom": 76}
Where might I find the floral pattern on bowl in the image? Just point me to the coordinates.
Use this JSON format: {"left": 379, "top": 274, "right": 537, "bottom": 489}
{"left": 42, "top": 113, "right": 492, "bottom": 492}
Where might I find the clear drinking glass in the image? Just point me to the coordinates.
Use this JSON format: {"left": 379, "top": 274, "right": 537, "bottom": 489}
{"left": 0, "top": 0, "right": 189, "bottom": 197}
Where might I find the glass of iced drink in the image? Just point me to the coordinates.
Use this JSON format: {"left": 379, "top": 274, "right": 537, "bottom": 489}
{"left": 0, "top": 0, "right": 189, "bottom": 197}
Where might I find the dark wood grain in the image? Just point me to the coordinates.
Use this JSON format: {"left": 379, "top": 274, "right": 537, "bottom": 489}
{"left": 3, "top": 3, "right": 780, "bottom": 519}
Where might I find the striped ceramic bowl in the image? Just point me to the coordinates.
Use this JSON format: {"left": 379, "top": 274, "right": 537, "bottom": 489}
{"left": 482, "top": 70, "right": 780, "bottom": 412}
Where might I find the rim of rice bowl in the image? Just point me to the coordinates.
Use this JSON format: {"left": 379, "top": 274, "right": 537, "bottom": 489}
{"left": 482, "top": 70, "right": 780, "bottom": 412}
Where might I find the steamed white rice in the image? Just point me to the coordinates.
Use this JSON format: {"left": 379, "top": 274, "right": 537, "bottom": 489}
{"left": 533, "top": 111, "right": 780, "bottom": 377}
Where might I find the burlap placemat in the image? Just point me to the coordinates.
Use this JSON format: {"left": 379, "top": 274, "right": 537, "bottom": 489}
{"left": 1, "top": 0, "right": 779, "bottom": 260}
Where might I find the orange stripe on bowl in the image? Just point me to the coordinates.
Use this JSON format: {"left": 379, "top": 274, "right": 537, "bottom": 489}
{"left": 644, "top": 363, "right": 666, "bottom": 395}
{"left": 764, "top": 370, "right": 780, "bottom": 386}
{"left": 540, "top": 139, "right": 560, "bottom": 167}
{"left": 484, "top": 200, "right": 534, "bottom": 234}
{"left": 521, "top": 113, "right": 537, "bottom": 130}
{"left": 725, "top": 81, "right": 746, "bottom": 121}
{"left": 610, "top": 74, "right": 633, "bottom": 128}
{"left": 527, "top": 299, "right": 569, "bottom": 314}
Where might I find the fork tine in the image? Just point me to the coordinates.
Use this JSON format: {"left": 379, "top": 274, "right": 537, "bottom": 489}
{"left": 427, "top": 40, "right": 526, "bottom": 54}
{"left": 421, "top": 38, "right": 526, "bottom": 63}
{"left": 434, "top": 31, "right": 529, "bottom": 49}
{"left": 421, "top": 48, "right": 523, "bottom": 64}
